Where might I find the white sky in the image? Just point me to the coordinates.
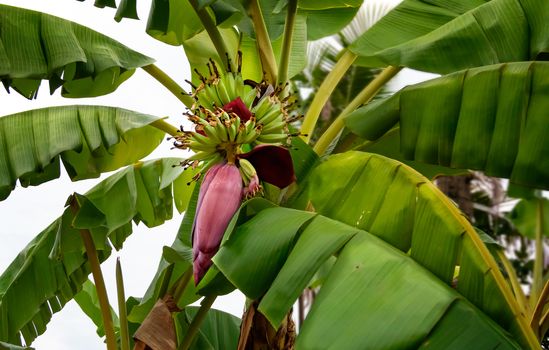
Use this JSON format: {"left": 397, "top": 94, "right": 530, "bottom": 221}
{"left": 0, "top": 1, "right": 435, "bottom": 349}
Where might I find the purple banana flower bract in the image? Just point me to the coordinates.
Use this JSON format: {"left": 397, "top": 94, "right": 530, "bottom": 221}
{"left": 239, "top": 145, "right": 296, "bottom": 188}
{"left": 192, "top": 163, "right": 243, "bottom": 284}
{"left": 223, "top": 97, "right": 252, "bottom": 122}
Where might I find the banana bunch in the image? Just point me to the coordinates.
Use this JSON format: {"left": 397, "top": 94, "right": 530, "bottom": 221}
{"left": 174, "top": 108, "right": 261, "bottom": 171}
{"left": 192, "top": 59, "right": 256, "bottom": 112}
{"left": 251, "top": 95, "right": 289, "bottom": 144}
{"left": 178, "top": 56, "right": 300, "bottom": 173}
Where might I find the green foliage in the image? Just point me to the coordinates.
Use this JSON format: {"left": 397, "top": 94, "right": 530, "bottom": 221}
{"left": 215, "top": 201, "right": 522, "bottom": 348}
{"left": 346, "top": 62, "right": 549, "bottom": 189}
{"left": 74, "top": 280, "right": 121, "bottom": 338}
{"left": 175, "top": 307, "right": 241, "bottom": 349}
{"left": 0, "top": 5, "right": 154, "bottom": 98}
{"left": 2, "top": 0, "right": 548, "bottom": 348}
{"left": 349, "top": 0, "right": 549, "bottom": 73}
{"left": 508, "top": 198, "right": 549, "bottom": 239}
{"left": 0, "top": 106, "right": 164, "bottom": 201}
{"left": 0, "top": 159, "right": 194, "bottom": 345}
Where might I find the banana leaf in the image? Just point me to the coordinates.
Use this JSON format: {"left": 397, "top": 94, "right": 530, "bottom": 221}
{"left": 236, "top": 0, "right": 363, "bottom": 41}
{"left": 356, "top": 128, "right": 468, "bottom": 179}
{"left": 0, "top": 105, "right": 164, "bottom": 201}
{"left": 146, "top": 0, "right": 204, "bottom": 46}
{"left": 298, "top": 0, "right": 363, "bottom": 9}
{"left": 346, "top": 61, "right": 549, "bottom": 190}
{"left": 174, "top": 306, "right": 240, "bottom": 349}
{"left": 301, "top": 6, "right": 360, "bottom": 40}
{"left": 0, "top": 158, "right": 193, "bottom": 346}
{"left": 0, "top": 342, "right": 32, "bottom": 350}
{"left": 115, "top": 0, "right": 139, "bottom": 22}
{"left": 349, "top": 0, "right": 549, "bottom": 73}
{"left": 182, "top": 28, "right": 241, "bottom": 85}
{"left": 213, "top": 151, "right": 539, "bottom": 348}
{"left": 238, "top": 14, "right": 307, "bottom": 82}
{"left": 73, "top": 280, "right": 120, "bottom": 338}
{"left": 508, "top": 198, "right": 549, "bottom": 239}
{"left": 0, "top": 5, "right": 154, "bottom": 98}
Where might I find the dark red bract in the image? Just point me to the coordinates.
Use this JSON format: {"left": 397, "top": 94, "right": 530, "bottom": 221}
{"left": 223, "top": 97, "right": 252, "bottom": 122}
{"left": 239, "top": 145, "right": 296, "bottom": 188}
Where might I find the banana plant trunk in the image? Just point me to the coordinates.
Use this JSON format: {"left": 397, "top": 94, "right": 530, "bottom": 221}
{"left": 238, "top": 301, "right": 296, "bottom": 350}
{"left": 436, "top": 175, "right": 474, "bottom": 218}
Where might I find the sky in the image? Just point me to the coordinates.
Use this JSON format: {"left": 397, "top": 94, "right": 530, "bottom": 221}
{"left": 0, "top": 1, "right": 435, "bottom": 349}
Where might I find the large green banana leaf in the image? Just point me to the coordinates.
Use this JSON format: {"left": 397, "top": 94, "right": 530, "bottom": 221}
{"left": 345, "top": 61, "right": 549, "bottom": 190}
{"left": 175, "top": 306, "right": 240, "bottom": 349}
{"left": 0, "top": 342, "right": 32, "bottom": 350}
{"left": 508, "top": 198, "right": 549, "bottom": 239}
{"left": 0, "top": 105, "right": 164, "bottom": 201}
{"left": 79, "top": 0, "right": 361, "bottom": 44}
{"left": 357, "top": 128, "right": 468, "bottom": 179}
{"left": 74, "top": 280, "right": 120, "bottom": 338}
{"left": 146, "top": 0, "right": 205, "bottom": 45}
{"left": 248, "top": 0, "right": 364, "bottom": 41}
{"left": 0, "top": 158, "right": 194, "bottom": 346}
{"left": 213, "top": 151, "right": 538, "bottom": 348}
{"left": 0, "top": 5, "right": 154, "bottom": 98}
{"left": 349, "top": 0, "right": 548, "bottom": 73}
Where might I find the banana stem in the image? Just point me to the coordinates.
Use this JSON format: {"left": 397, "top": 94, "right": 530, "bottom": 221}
{"left": 497, "top": 250, "right": 529, "bottom": 315}
{"left": 313, "top": 65, "right": 401, "bottom": 156}
{"left": 531, "top": 279, "right": 549, "bottom": 338}
{"left": 531, "top": 199, "right": 545, "bottom": 310}
{"left": 150, "top": 119, "right": 180, "bottom": 137}
{"left": 179, "top": 295, "right": 217, "bottom": 350}
{"left": 300, "top": 50, "right": 357, "bottom": 143}
{"left": 188, "top": 0, "right": 232, "bottom": 72}
{"left": 248, "top": 0, "right": 278, "bottom": 83}
{"left": 69, "top": 196, "right": 117, "bottom": 350}
{"left": 277, "top": 0, "right": 298, "bottom": 86}
{"left": 142, "top": 64, "right": 195, "bottom": 108}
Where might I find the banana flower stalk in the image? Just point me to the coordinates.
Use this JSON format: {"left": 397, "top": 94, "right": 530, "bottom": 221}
{"left": 192, "top": 143, "right": 295, "bottom": 284}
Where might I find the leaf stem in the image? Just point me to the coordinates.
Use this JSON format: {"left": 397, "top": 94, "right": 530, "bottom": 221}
{"left": 531, "top": 279, "right": 549, "bottom": 338}
{"left": 300, "top": 50, "right": 357, "bottom": 143}
{"left": 497, "top": 250, "right": 528, "bottom": 315}
{"left": 69, "top": 196, "right": 117, "bottom": 350}
{"left": 277, "top": 0, "right": 298, "bottom": 86}
{"left": 248, "top": 0, "right": 278, "bottom": 83}
{"left": 313, "top": 65, "right": 401, "bottom": 156}
{"left": 179, "top": 295, "right": 217, "bottom": 350}
{"left": 142, "top": 64, "right": 194, "bottom": 108}
{"left": 531, "top": 199, "right": 545, "bottom": 310}
{"left": 188, "top": 0, "right": 232, "bottom": 71}
{"left": 116, "top": 258, "right": 131, "bottom": 350}
{"left": 150, "top": 119, "right": 180, "bottom": 137}
{"left": 540, "top": 307, "right": 549, "bottom": 340}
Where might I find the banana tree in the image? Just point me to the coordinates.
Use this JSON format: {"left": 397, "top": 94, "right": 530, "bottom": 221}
{"left": 1, "top": 0, "right": 548, "bottom": 349}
